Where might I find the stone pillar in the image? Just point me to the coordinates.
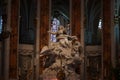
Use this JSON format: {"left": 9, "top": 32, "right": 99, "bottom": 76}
{"left": 0, "top": 43, "right": 1, "bottom": 78}
{"left": 71, "top": 0, "right": 81, "bottom": 41}
{"left": 71, "top": 0, "right": 85, "bottom": 80}
{"left": 102, "top": 0, "right": 114, "bottom": 79}
{"left": 39, "top": 0, "right": 49, "bottom": 51}
{"left": 80, "top": 1, "right": 85, "bottom": 80}
{"left": 2, "top": 0, "right": 11, "bottom": 80}
{"left": 39, "top": 0, "right": 50, "bottom": 74}
{"left": 9, "top": 0, "right": 19, "bottom": 79}
{"left": 34, "top": 0, "right": 40, "bottom": 80}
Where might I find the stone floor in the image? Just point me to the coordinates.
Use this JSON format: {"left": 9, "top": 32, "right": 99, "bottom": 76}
{"left": 40, "top": 70, "right": 80, "bottom": 80}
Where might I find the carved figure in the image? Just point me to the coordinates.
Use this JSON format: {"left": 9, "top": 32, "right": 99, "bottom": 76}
{"left": 48, "top": 25, "right": 70, "bottom": 48}
{"left": 40, "top": 25, "right": 84, "bottom": 80}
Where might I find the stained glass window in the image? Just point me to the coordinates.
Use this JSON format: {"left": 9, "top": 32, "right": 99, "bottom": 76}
{"left": 0, "top": 16, "right": 3, "bottom": 33}
{"left": 98, "top": 19, "right": 102, "bottom": 29}
{"left": 50, "top": 18, "right": 60, "bottom": 42}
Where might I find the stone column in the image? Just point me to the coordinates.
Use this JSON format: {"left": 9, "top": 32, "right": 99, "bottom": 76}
{"left": 39, "top": 0, "right": 49, "bottom": 51}
{"left": 39, "top": 0, "right": 50, "bottom": 74}
{"left": 2, "top": 0, "right": 11, "bottom": 80}
{"left": 80, "top": 1, "right": 85, "bottom": 80}
{"left": 71, "top": 0, "right": 85, "bottom": 80}
{"left": 9, "top": 0, "right": 19, "bottom": 79}
{"left": 102, "top": 0, "right": 114, "bottom": 79}
{"left": 71, "top": 0, "right": 81, "bottom": 41}
{"left": 0, "top": 43, "right": 1, "bottom": 78}
{"left": 34, "top": 0, "right": 40, "bottom": 80}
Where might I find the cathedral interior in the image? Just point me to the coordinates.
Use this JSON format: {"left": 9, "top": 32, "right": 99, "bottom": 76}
{"left": 0, "top": 0, "right": 120, "bottom": 80}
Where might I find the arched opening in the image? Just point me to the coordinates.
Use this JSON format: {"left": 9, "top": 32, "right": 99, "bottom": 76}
{"left": 50, "top": 0, "right": 70, "bottom": 42}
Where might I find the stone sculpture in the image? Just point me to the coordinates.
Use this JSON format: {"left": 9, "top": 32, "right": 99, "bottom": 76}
{"left": 40, "top": 25, "right": 84, "bottom": 80}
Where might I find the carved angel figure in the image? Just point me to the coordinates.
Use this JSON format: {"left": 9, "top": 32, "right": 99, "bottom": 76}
{"left": 48, "top": 25, "right": 70, "bottom": 48}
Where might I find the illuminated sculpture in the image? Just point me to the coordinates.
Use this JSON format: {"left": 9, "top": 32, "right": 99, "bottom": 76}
{"left": 40, "top": 25, "right": 84, "bottom": 80}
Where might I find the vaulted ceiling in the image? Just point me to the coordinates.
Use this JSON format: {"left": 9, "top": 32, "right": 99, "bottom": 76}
{"left": 51, "top": 0, "right": 102, "bottom": 28}
{"left": 85, "top": 0, "right": 102, "bottom": 29}
{"left": 19, "top": 0, "right": 103, "bottom": 44}
{"left": 51, "top": 0, "right": 70, "bottom": 20}
{"left": 0, "top": 0, "right": 104, "bottom": 45}
{"left": 85, "top": 0, "right": 102, "bottom": 45}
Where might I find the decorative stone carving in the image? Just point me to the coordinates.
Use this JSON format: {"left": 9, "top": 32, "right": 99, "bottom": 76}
{"left": 0, "top": 30, "right": 10, "bottom": 39}
{"left": 18, "top": 49, "right": 33, "bottom": 80}
{"left": 40, "top": 26, "right": 84, "bottom": 80}
{"left": 86, "top": 50, "right": 102, "bottom": 80}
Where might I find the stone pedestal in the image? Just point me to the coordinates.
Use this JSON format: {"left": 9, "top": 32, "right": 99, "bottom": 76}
{"left": 19, "top": 50, "right": 33, "bottom": 80}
